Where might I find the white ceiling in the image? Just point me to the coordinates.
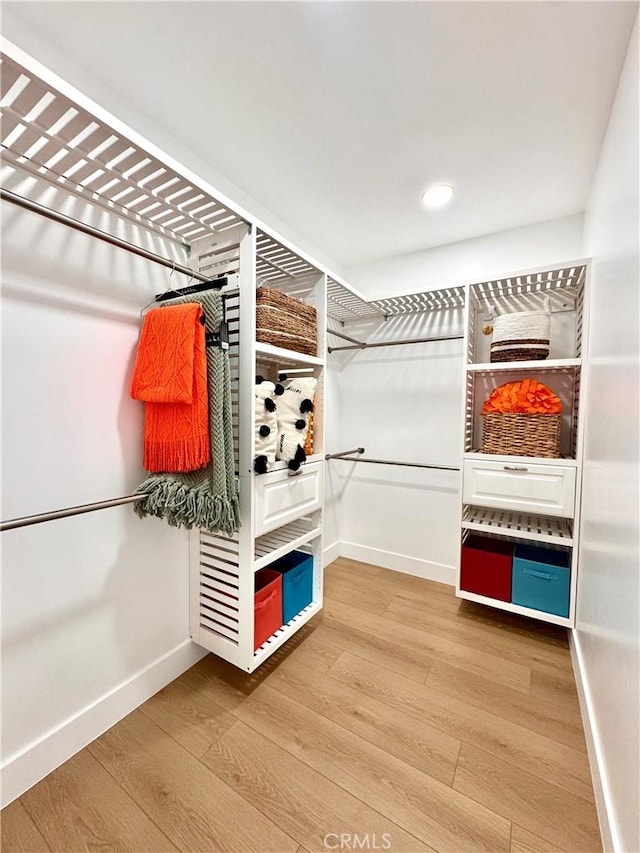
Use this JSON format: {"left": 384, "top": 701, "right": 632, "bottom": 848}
{"left": 3, "top": 2, "right": 638, "bottom": 270}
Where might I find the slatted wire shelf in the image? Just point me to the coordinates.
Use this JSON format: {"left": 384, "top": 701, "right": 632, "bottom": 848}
{"left": 462, "top": 506, "right": 573, "bottom": 545}
{"left": 327, "top": 276, "right": 384, "bottom": 323}
{"left": 374, "top": 286, "right": 466, "bottom": 317}
{"left": 0, "top": 53, "right": 245, "bottom": 244}
{"left": 254, "top": 516, "right": 321, "bottom": 570}
{"left": 471, "top": 265, "right": 586, "bottom": 303}
{"left": 256, "top": 230, "right": 321, "bottom": 293}
{"left": 326, "top": 280, "right": 467, "bottom": 325}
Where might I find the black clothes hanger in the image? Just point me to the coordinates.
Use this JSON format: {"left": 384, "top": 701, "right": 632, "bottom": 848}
{"left": 140, "top": 271, "right": 230, "bottom": 349}
{"left": 154, "top": 276, "right": 229, "bottom": 303}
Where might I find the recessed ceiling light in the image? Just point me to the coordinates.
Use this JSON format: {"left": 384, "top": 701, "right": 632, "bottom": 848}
{"left": 421, "top": 184, "right": 454, "bottom": 208}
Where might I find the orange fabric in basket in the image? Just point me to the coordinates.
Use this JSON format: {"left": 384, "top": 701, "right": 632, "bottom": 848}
{"left": 130, "top": 303, "right": 210, "bottom": 473}
{"left": 482, "top": 379, "right": 562, "bottom": 415}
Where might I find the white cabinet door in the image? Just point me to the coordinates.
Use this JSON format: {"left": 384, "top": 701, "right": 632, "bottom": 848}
{"left": 255, "top": 462, "right": 324, "bottom": 536}
{"left": 463, "top": 459, "right": 576, "bottom": 518}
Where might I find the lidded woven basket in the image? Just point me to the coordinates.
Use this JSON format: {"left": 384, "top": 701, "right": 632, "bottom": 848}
{"left": 256, "top": 286, "right": 317, "bottom": 356}
{"left": 490, "top": 299, "right": 551, "bottom": 363}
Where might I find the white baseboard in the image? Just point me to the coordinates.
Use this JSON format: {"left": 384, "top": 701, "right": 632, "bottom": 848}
{"left": 569, "top": 630, "right": 614, "bottom": 852}
{"left": 323, "top": 539, "right": 342, "bottom": 567}
{"left": 337, "top": 540, "right": 456, "bottom": 586}
{"left": 0, "top": 639, "right": 207, "bottom": 808}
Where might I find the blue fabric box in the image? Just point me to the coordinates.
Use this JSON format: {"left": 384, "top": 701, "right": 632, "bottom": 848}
{"left": 273, "top": 550, "right": 314, "bottom": 623}
{"left": 512, "top": 544, "right": 571, "bottom": 617}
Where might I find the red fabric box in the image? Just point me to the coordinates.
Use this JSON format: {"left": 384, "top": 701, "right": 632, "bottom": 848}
{"left": 460, "top": 534, "right": 513, "bottom": 602}
{"left": 254, "top": 569, "right": 283, "bottom": 651}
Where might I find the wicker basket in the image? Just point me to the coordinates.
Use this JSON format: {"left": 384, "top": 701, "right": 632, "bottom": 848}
{"left": 481, "top": 412, "right": 561, "bottom": 457}
{"left": 490, "top": 304, "right": 551, "bottom": 363}
{"left": 256, "top": 286, "right": 317, "bottom": 356}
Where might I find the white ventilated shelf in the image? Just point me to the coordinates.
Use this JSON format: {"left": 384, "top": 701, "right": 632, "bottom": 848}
{"left": 256, "top": 230, "right": 320, "bottom": 293}
{"left": 462, "top": 506, "right": 573, "bottom": 545}
{"left": 467, "top": 358, "right": 581, "bottom": 373}
{"left": 326, "top": 280, "right": 466, "bottom": 325}
{"left": 327, "top": 276, "right": 383, "bottom": 323}
{"left": 252, "top": 601, "right": 322, "bottom": 669}
{"left": 470, "top": 264, "right": 586, "bottom": 302}
{"left": 255, "top": 341, "right": 324, "bottom": 367}
{"left": 456, "top": 590, "right": 572, "bottom": 628}
{"left": 374, "top": 286, "right": 466, "bottom": 317}
{"left": 254, "top": 517, "right": 321, "bottom": 571}
{"left": 0, "top": 52, "right": 244, "bottom": 244}
{"left": 464, "top": 451, "right": 579, "bottom": 467}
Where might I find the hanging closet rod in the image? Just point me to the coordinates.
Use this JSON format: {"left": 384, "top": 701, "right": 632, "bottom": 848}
{"left": 325, "top": 448, "right": 365, "bottom": 460}
{"left": 1, "top": 189, "right": 210, "bottom": 283}
{"left": 0, "top": 494, "right": 147, "bottom": 532}
{"left": 327, "top": 329, "right": 366, "bottom": 347}
{"left": 326, "top": 449, "right": 458, "bottom": 472}
{"left": 328, "top": 332, "right": 464, "bottom": 353}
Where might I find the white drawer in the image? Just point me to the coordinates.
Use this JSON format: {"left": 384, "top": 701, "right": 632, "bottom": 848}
{"left": 255, "top": 461, "right": 323, "bottom": 536}
{"left": 463, "top": 459, "right": 576, "bottom": 518}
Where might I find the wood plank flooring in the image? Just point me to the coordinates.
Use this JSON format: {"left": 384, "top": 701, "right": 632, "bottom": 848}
{"left": 1, "top": 557, "right": 601, "bottom": 853}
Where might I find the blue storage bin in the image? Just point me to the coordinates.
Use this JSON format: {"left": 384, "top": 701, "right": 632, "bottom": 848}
{"left": 512, "top": 544, "right": 571, "bottom": 617}
{"left": 273, "top": 550, "right": 314, "bottom": 623}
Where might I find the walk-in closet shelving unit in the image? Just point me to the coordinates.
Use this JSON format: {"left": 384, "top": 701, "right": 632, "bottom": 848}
{"left": 0, "top": 40, "right": 328, "bottom": 672}
{"left": 186, "top": 225, "right": 327, "bottom": 671}
{"left": 457, "top": 262, "right": 589, "bottom": 627}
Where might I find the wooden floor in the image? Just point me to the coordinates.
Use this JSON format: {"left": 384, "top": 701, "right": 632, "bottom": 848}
{"left": 2, "top": 558, "right": 601, "bottom": 853}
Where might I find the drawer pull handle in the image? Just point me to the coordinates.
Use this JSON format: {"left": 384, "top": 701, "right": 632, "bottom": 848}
{"left": 503, "top": 465, "right": 529, "bottom": 472}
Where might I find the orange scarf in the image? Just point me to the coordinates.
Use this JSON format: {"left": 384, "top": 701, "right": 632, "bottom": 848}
{"left": 130, "top": 303, "right": 210, "bottom": 473}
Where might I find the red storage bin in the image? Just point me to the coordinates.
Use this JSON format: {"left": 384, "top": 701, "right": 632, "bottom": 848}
{"left": 461, "top": 534, "right": 513, "bottom": 601}
{"left": 254, "top": 569, "right": 283, "bottom": 651}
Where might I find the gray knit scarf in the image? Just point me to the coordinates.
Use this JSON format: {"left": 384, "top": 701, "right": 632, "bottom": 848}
{"left": 135, "top": 290, "right": 240, "bottom": 536}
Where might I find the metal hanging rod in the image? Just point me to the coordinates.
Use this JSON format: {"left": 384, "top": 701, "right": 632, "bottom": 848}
{"left": 325, "top": 448, "right": 365, "bottom": 460}
{"left": 1, "top": 494, "right": 147, "bottom": 532}
{"left": 327, "top": 329, "right": 366, "bottom": 347}
{"left": 326, "top": 448, "right": 458, "bottom": 472}
{"left": 328, "top": 333, "right": 464, "bottom": 353}
{"left": 1, "top": 189, "right": 208, "bottom": 283}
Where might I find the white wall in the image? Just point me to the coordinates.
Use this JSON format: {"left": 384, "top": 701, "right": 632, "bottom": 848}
{"left": 328, "top": 310, "right": 463, "bottom": 582}
{"left": 576, "top": 15, "right": 639, "bottom": 853}
{"left": 346, "top": 213, "right": 584, "bottom": 297}
{"left": 1, "top": 178, "right": 205, "bottom": 806}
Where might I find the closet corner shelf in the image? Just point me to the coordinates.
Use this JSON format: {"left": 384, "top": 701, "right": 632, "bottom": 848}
{"left": 254, "top": 517, "right": 321, "bottom": 571}
{"left": 253, "top": 601, "right": 322, "bottom": 669}
{"left": 466, "top": 358, "right": 581, "bottom": 373}
{"left": 456, "top": 589, "right": 573, "bottom": 628}
{"left": 255, "top": 342, "right": 325, "bottom": 368}
{"left": 462, "top": 506, "right": 573, "bottom": 545}
{"left": 463, "top": 451, "right": 579, "bottom": 467}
